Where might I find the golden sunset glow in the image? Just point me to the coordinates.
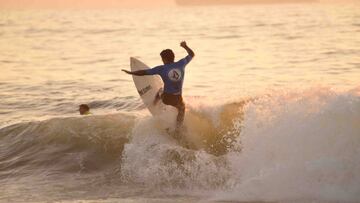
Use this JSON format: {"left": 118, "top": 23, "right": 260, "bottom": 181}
{"left": 1, "top": 0, "right": 359, "bottom": 202}
{"left": 0, "top": 0, "right": 175, "bottom": 8}
{"left": 0, "top": 0, "right": 357, "bottom": 9}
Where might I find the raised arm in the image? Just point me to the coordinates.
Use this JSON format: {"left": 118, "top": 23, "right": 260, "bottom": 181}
{"left": 180, "top": 41, "right": 195, "bottom": 58}
{"left": 122, "top": 69, "right": 148, "bottom": 76}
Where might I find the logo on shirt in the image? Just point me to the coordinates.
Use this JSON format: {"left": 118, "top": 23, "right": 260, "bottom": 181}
{"left": 168, "top": 69, "right": 182, "bottom": 82}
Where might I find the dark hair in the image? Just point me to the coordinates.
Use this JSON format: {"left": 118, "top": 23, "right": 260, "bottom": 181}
{"left": 160, "top": 49, "right": 175, "bottom": 62}
{"left": 79, "top": 104, "right": 90, "bottom": 111}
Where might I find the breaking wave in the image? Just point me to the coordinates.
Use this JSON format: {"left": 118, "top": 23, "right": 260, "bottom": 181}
{"left": 1, "top": 87, "right": 359, "bottom": 202}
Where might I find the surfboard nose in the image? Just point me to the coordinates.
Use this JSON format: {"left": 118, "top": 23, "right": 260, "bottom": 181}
{"left": 130, "top": 57, "right": 139, "bottom": 66}
{"left": 130, "top": 57, "right": 136, "bottom": 66}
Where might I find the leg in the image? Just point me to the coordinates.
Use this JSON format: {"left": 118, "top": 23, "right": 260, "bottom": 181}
{"left": 161, "top": 93, "right": 185, "bottom": 131}
{"left": 174, "top": 101, "right": 189, "bottom": 146}
{"left": 175, "top": 101, "right": 185, "bottom": 130}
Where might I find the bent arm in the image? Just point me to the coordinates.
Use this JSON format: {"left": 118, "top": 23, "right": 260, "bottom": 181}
{"left": 180, "top": 41, "right": 195, "bottom": 58}
{"left": 183, "top": 45, "right": 195, "bottom": 58}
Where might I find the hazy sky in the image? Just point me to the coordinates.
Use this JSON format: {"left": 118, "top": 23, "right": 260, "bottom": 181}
{"left": 0, "top": 0, "right": 176, "bottom": 9}
{"left": 0, "top": 0, "right": 357, "bottom": 9}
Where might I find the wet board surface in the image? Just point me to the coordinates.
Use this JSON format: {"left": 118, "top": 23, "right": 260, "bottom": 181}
{"left": 130, "top": 57, "right": 203, "bottom": 149}
{"left": 130, "top": 57, "right": 177, "bottom": 128}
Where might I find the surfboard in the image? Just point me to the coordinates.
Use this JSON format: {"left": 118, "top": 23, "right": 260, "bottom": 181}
{"left": 130, "top": 57, "right": 178, "bottom": 128}
{"left": 130, "top": 57, "right": 204, "bottom": 150}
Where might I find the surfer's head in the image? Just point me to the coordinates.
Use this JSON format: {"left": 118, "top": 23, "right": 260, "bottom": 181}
{"left": 79, "top": 104, "right": 90, "bottom": 115}
{"left": 160, "top": 49, "right": 175, "bottom": 64}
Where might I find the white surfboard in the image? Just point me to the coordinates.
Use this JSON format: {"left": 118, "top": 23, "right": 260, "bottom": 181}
{"left": 130, "top": 57, "right": 204, "bottom": 149}
{"left": 130, "top": 57, "right": 178, "bottom": 127}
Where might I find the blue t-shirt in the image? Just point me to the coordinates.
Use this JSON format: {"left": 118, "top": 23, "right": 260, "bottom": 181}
{"left": 145, "top": 55, "right": 193, "bottom": 94}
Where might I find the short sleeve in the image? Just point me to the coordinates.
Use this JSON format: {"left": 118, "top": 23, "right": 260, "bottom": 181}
{"left": 145, "top": 66, "right": 162, "bottom": 75}
{"left": 178, "top": 55, "right": 193, "bottom": 66}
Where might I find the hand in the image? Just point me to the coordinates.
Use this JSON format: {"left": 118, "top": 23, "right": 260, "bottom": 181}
{"left": 122, "top": 69, "right": 131, "bottom": 74}
{"left": 180, "top": 41, "right": 187, "bottom": 48}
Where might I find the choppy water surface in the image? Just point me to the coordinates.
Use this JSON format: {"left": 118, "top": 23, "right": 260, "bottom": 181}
{"left": 0, "top": 3, "right": 360, "bottom": 203}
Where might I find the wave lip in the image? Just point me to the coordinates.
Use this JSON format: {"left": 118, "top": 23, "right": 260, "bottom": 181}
{"left": 0, "top": 113, "right": 134, "bottom": 177}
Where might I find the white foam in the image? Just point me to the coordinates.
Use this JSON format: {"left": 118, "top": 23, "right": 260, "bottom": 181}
{"left": 217, "top": 87, "right": 360, "bottom": 202}
{"left": 121, "top": 87, "right": 360, "bottom": 202}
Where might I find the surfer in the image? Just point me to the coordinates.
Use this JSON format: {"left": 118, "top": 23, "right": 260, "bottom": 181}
{"left": 79, "top": 104, "right": 91, "bottom": 115}
{"left": 122, "top": 41, "right": 195, "bottom": 131}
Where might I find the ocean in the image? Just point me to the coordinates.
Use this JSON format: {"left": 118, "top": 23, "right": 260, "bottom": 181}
{"left": 0, "top": 2, "right": 360, "bottom": 202}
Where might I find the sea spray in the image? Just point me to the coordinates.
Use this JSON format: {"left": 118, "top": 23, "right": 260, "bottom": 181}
{"left": 216, "top": 87, "right": 360, "bottom": 202}
{"left": 120, "top": 114, "right": 235, "bottom": 190}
